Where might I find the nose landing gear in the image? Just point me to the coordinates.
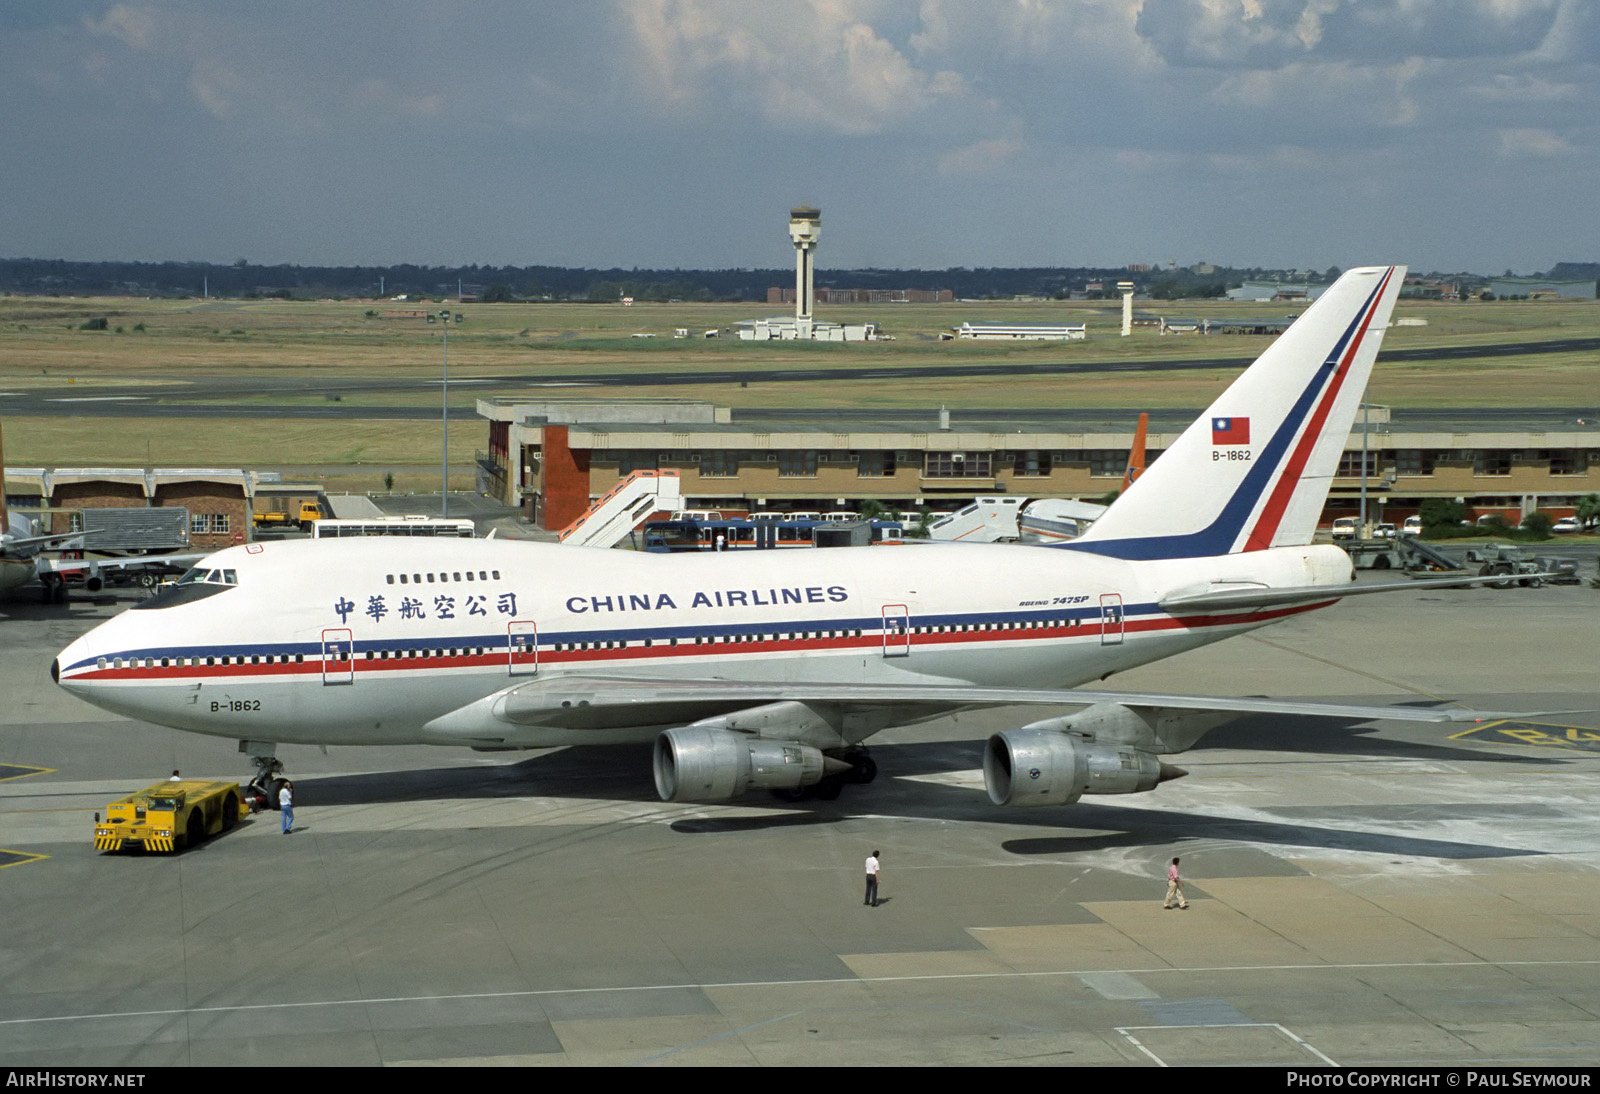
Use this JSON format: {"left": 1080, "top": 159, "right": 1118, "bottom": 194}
{"left": 240, "top": 742, "right": 285, "bottom": 811}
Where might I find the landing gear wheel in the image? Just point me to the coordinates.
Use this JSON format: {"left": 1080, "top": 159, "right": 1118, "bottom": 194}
{"left": 243, "top": 748, "right": 284, "bottom": 811}
{"left": 812, "top": 776, "right": 844, "bottom": 801}
{"left": 184, "top": 811, "right": 205, "bottom": 849}
{"left": 831, "top": 747, "right": 878, "bottom": 785}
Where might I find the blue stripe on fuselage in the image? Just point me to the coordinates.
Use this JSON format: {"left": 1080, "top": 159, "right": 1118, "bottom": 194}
{"left": 61, "top": 602, "right": 1164, "bottom": 674}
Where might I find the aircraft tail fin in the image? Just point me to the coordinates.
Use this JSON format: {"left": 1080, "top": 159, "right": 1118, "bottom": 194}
{"left": 1122, "top": 412, "right": 1149, "bottom": 492}
{"left": 1069, "top": 265, "right": 1404, "bottom": 560}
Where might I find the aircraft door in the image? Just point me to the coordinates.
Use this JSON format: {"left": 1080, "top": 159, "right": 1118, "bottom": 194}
{"left": 508, "top": 620, "right": 539, "bottom": 676}
{"left": 321, "top": 628, "right": 354, "bottom": 685}
{"left": 1099, "top": 594, "right": 1124, "bottom": 646}
{"left": 882, "top": 604, "right": 911, "bottom": 658}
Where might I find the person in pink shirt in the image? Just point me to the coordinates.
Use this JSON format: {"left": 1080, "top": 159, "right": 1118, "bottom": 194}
{"left": 1163, "top": 856, "right": 1188, "bottom": 910}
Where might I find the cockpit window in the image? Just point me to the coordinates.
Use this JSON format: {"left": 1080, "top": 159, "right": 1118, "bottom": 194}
{"left": 134, "top": 567, "right": 241, "bottom": 610}
{"left": 175, "top": 567, "right": 238, "bottom": 587}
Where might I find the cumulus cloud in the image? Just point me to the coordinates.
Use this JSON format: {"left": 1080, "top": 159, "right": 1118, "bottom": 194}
{"left": 1498, "top": 127, "right": 1574, "bottom": 157}
{"left": 623, "top": 0, "right": 972, "bottom": 136}
{"left": 938, "top": 133, "right": 1024, "bottom": 176}
{"left": 83, "top": 3, "right": 158, "bottom": 51}
{"left": 1, "top": 0, "right": 1596, "bottom": 270}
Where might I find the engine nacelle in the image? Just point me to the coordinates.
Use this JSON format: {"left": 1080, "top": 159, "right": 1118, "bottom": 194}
{"left": 653, "top": 727, "right": 825, "bottom": 802}
{"left": 983, "top": 730, "right": 1179, "bottom": 807}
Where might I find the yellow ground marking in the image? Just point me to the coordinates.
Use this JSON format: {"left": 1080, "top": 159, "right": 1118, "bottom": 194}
{"left": 0, "top": 849, "right": 48, "bottom": 869}
{"left": 1449, "top": 719, "right": 1600, "bottom": 751}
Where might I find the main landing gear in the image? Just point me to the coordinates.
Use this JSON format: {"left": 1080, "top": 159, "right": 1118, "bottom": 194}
{"left": 771, "top": 746, "right": 878, "bottom": 802}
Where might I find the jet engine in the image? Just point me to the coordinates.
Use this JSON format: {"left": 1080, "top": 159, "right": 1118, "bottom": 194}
{"left": 983, "top": 730, "right": 1185, "bottom": 807}
{"left": 653, "top": 726, "right": 826, "bottom": 802}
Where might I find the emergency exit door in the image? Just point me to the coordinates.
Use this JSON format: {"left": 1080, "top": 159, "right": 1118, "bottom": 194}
{"left": 508, "top": 621, "right": 539, "bottom": 676}
{"left": 321, "top": 628, "right": 354, "bottom": 685}
{"left": 882, "top": 605, "right": 911, "bottom": 658}
{"left": 1099, "top": 594, "right": 1124, "bottom": 646}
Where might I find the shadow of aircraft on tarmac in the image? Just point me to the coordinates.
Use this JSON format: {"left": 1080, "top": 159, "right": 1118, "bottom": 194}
{"left": 276, "top": 705, "right": 1584, "bottom": 862}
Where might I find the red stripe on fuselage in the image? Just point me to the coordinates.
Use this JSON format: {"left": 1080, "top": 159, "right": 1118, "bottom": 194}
{"left": 61, "top": 601, "right": 1332, "bottom": 686}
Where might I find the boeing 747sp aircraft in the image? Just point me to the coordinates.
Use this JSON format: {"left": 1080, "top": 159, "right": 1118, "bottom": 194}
{"left": 54, "top": 266, "right": 1501, "bottom": 808}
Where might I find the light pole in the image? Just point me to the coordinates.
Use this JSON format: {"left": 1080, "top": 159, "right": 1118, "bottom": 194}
{"left": 1359, "top": 400, "right": 1369, "bottom": 536}
{"left": 438, "top": 309, "right": 451, "bottom": 517}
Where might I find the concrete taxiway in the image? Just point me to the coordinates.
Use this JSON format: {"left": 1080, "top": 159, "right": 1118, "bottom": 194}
{"left": 2, "top": 575, "right": 1598, "bottom": 1066}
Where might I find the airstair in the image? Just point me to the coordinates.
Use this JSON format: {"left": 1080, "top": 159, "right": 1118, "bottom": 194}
{"left": 557, "top": 470, "right": 683, "bottom": 548}
{"left": 927, "top": 497, "right": 1027, "bottom": 542}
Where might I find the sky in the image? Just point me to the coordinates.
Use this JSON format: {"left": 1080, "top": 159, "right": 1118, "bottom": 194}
{"left": 1, "top": 0, "right": 1596, "bottom": 275}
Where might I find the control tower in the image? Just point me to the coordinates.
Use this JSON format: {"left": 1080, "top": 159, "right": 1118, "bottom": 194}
{"left": 788, "top": 206, "right": 821, "bottom": 338}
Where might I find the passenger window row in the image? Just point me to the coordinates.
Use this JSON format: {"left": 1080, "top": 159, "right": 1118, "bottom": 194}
{"left": 365, "top": 648, "right": 490, "bottom": 660}
{"left": 99, "top": 653, "right": 307, "bottom": 669}
{"left": 385, "top": 570, "right": 502, "bottom": 585}
{"left": 94, "top": 617, "right": 1075, "bottom": 672}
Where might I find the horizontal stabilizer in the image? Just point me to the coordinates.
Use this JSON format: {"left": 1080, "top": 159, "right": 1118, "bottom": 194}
{"left": 1160, "top": 572, "right": 1560, "bottom": 613}
{"left": 3, "top": 530, "right": 97, "bottom": 554}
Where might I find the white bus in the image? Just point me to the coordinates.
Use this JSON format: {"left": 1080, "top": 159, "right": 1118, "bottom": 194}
{"left": 310, "top": 517, "right": 475, "bottom": 539}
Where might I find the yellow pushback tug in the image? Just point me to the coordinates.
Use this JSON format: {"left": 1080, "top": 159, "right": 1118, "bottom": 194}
{"left": 95, "top": 779, "right": 247, "bottom": 852}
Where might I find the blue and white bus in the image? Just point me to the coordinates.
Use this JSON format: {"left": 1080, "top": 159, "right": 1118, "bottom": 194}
{"left": 641, "top": 517, "right": 903, "bottom": 553}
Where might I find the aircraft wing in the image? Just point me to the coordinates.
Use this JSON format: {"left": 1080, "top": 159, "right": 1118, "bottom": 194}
{"left": 422, "top": 672, "right": 1508, "bottom": 745}
{"left": 2, "top": 530, "right": 96, "bottom": 555}
{"left": 38, "top": 552, "right": 208, "bottom": 581}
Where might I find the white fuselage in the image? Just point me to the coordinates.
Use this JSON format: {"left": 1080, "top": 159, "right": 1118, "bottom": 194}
{"left": 54, "top": 536, "right": 1352, "bottom": 748}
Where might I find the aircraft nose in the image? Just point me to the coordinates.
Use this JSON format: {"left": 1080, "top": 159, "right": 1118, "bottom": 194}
{"left": 54, "top": 631, "right": 99, "bottom": 694}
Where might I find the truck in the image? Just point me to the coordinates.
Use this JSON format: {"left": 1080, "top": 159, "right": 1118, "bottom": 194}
{"left": 94, "top": 779, "right": 247, "bottom": 852}
{"left": 1339, "top": 535, "right": 1468, "bottom": 575}
{"left": 1462, "top": 543, "right": 1545, "bottom": 588}
{"left": 254, "top": 500, "right": 322, "bottom": 530}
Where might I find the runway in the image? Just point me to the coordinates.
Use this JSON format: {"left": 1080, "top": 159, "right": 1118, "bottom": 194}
{"left": 2, "top": 575, "right": 1598, "bottom": 1066}
{"left": 3, "top": 337, "right": 1598, "bottom": 419}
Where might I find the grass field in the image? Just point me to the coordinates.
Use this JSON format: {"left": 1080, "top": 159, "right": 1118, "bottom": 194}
{"left": 2, "top": 293, "right": 1597, "bottom": 470}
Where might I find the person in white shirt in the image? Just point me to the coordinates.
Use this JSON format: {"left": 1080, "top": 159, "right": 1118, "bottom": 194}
{"left": 864, "top": 851, "right": 881, "bottom": 907}
{"left": 279, "top": 781, "right": 294, "bottom": 835}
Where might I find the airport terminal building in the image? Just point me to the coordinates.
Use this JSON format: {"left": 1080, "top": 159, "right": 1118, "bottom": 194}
{"left": 478, "top": 399, "right": 1600, "bottom": 530}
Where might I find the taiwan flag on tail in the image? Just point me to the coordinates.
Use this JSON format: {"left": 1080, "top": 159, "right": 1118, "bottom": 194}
{"left": 1212, "top": 416, "right": 1250, "bottom": 445}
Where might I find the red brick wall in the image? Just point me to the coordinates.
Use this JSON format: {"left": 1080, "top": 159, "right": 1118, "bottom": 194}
{"left": 49, "top": 482, "right": 144, "bottom": 533}
{"left": 540, "top": 425, "right": 591, "bottom": 531}
{"left": 154, "top": 482, "right": 248, "bottom": 549}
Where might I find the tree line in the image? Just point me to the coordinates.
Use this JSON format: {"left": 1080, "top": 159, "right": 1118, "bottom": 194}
{"left": 0, "top": 256, "right": 1277, "bottom": 303}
